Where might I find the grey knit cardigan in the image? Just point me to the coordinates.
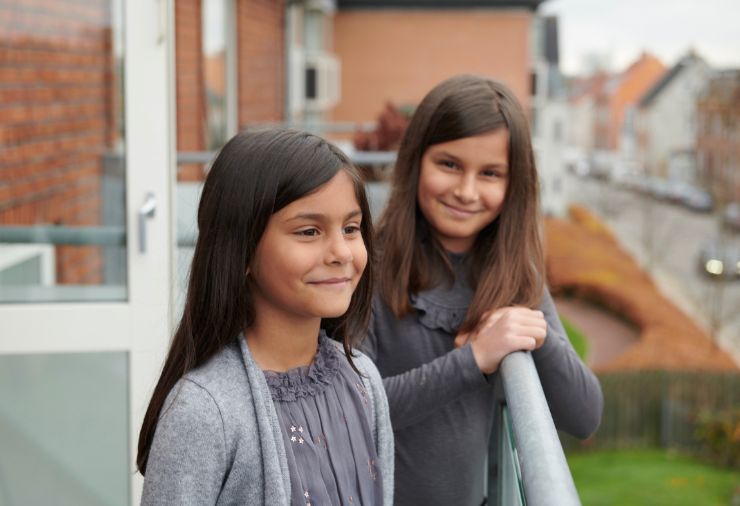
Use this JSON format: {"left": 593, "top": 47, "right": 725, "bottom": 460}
{"left": 141, "top": 336, "right": 394, "bottom": 505}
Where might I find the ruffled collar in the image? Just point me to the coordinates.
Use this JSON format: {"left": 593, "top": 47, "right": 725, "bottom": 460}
{"left": 262, "top": 332, "right": 341, "bottom": 402}
{"left": 409, "top": 252, "right": 474, "bottom": 334}
{"left": 410, "top": 292, "right": 471, "bottom": 334}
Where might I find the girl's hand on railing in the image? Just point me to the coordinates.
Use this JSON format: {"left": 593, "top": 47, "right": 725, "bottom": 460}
{"left": 455, "top": 307, "right": 547, "bottom": 374}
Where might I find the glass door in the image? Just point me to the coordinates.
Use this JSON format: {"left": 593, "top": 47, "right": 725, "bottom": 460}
{"left": 0, "top": 0, "right": 174, "bottom": 504}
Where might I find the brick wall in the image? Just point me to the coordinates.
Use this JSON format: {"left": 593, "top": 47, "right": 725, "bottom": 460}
{"left": 697, "top": 76, "right": 740, "bottom": 200}
{"left": 236, "top": 0, "right": 285, "bottom": 126}
{"left": 175, "top": 0, "right": 207, "bottom": 181}
{"left": 332, "top": 10, "right": 532, "bottom": 123}
{"left": 0, "top": 1, "right": 289, "bottom": 286}
{"left": 175, "top": 0, "right": 285, "bottom": 181}
{"left": 0, "top": 0, "right": 116, "bottom": 284}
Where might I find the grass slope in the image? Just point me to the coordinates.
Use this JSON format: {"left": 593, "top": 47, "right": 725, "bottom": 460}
{"left": 561, "top": 315, "right": 588, "bottom": 361}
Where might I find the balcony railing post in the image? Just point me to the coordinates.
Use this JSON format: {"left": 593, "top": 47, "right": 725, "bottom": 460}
{"left": 499, "top": 351, "right": 581, "bottom": 505}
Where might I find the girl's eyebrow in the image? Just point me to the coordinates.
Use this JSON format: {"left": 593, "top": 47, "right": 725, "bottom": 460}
{"left": 432, "top": 150, "right": 508, "bottom": 171}
{"left": 286, "top": 209, "right": 363, "bottom": 222}
{"left": 432, "top": 150, "right": 462, "bottom": 162}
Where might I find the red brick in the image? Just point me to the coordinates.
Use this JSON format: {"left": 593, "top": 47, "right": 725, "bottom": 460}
{"left": 237, "top": 0, "right": 285, "bottom": 126}
{"left": 174, "top": 0, "right": 206, "bottom": 182}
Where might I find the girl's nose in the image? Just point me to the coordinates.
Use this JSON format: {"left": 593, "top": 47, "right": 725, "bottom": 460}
{"left": 327, "top": 232, "right": 353, "bottom": 264}
{"left": 453, "top": 175, "right": 478, "bottom": 203}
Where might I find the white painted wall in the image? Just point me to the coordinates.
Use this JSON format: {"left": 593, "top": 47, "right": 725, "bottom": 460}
{"left": 568, "top": 97, "right": 595, "bottom": 152}
{"left": 536, "top": 99, "right": 569, "bottom": 216}
{"left": 639, "top": 58, "right": 711, "bottom": 179}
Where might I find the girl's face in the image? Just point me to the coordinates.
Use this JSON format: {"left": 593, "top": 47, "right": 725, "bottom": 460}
{"left": 250, "top": 170, "right": 368, "bottom": 324}
{"left": 417, "top": 128, "right": 510, "bottom": 253}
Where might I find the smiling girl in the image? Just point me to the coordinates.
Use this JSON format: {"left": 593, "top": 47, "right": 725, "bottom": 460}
{"left": 137, "top": 129, "right": 393, "bottom": 505}
{"left": 364, "top": 75, "right": 603, "bottom": 505}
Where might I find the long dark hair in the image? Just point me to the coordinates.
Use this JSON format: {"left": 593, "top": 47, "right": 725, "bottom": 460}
{"left": 137, "top": 128, "right": 374, "bottom": 474}
{"left": 377, "top": 75, "right": 544, "bottom": 333}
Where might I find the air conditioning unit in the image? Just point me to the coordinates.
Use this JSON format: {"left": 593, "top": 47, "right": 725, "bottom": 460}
{"left": 304, "top": 52, "right": 340, "bottom": 112}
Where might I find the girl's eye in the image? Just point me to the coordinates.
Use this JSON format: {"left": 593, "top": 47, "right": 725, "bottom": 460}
{"left": 440, "top": 160, "right": 458, "bottom": 170}
{"left": 296, "top": 228, "right": 319, "bottom": 237}
{"left": 481, "top": 169, "right": 499, "bottom": 178}
{"left": 343, "top": 225, "right": 361, "bottom": 235}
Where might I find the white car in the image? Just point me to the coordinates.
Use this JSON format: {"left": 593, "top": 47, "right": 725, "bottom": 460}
{"left": 698, "top": 241, "right": 740, "bottom": 279}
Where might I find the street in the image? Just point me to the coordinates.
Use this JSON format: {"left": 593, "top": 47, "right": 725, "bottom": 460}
{"left": 564, "top": 174, "right": 740, "bottom": 363}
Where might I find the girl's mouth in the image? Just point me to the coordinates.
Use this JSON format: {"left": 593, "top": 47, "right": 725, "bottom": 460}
{"left": 441, "top": 202, "right": 478, "bottom": 217}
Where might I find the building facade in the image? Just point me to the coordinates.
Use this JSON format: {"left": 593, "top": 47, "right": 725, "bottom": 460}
{"left": 332, "top": 0, "right": 545, "bottom": 123}
{"left": 697, "top": 70, "right": 740, "bottom": 203}
{"left": 589, "top": 53, "right": 665, "bottom": 153}
{"left": 635, "top": 52, "right": 711, "bottom": 179}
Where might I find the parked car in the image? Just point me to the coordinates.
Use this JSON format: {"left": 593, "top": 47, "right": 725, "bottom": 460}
{"left": 564, "top": 148, "right": 591, "bottom": 178}
{"left": 723, "top": 202, "right": 740, "bottom": 232}
{"left": 647, "top": 177, "right": 671, "bottom": 200}
{"left": 631, "top": 176, "right": 652, "bottom": 195}
{"left": 697, "top": 241, "right": 740, "bottom": 279}
{"left": 681, "top": 186, "right": 714, "bottom": 213}
{"left": 589, "top": 151, "right": 616, "bottom": 181}
{"left": 610, "top": 159, "right": 641, "bottom": 188}
{"left": 618, "top": 173, "right": 645, "bottom": 191}
{"left": 567, "top": 157, "right": 591, "bottom": 177}
{"left": 666, "top": 180, "right": 692, "bottom": 204}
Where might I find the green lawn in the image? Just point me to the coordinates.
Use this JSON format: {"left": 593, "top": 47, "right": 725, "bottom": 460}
{"left": 567, "top": 448, "right": 740, "bottom": 506}
{"left": 561, "top": 315, "right": 588, "bottom": 361}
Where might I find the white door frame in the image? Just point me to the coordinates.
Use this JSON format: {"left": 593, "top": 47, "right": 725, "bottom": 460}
{"left": 125, "top": 0, "right": 176, "bottom": 502}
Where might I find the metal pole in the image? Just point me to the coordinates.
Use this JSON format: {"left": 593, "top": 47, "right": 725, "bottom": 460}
{"left": 500, "top": 351, "right": 581, "bottom": 506}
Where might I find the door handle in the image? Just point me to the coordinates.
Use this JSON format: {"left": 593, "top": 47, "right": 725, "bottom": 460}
{"left": 138, "top": 192, "right": 157, "bottom": 253}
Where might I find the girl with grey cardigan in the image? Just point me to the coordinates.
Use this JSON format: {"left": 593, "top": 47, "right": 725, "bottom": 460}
{"left": 137, "top": 129, "right": 393, "bottom": 505}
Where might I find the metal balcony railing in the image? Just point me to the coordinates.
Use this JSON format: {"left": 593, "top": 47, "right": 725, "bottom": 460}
{"left": 176, "top": 149, "right": 397, "bottom": 167}
{"left": 495, "top": 351, "right": 581, "bottom": 505}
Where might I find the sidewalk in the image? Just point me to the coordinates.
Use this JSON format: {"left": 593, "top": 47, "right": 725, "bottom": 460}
{"left": 554, "top": 297, "right": 639, "bottom": 370}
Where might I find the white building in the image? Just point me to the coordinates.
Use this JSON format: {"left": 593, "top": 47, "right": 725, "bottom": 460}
{"left": 530, "top": 15, "right": 569, "bottom": 216}
{"left": 635, "top": 52, "right": 711, "bottom": 181}
{"left": 568, "top": 93, "right": 596, "bottom": 154}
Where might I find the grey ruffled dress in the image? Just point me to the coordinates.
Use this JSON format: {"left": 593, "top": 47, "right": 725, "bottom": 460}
{"left": 263, "top": 333, "right": 384, "bottom": 506}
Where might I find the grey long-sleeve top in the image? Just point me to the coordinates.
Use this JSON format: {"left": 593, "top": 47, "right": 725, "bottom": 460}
{"left": 362, "top": 255, "right": 603, "bottom": 506}
{"left": 141, "top": 334, "right": 394, "bottom": 506}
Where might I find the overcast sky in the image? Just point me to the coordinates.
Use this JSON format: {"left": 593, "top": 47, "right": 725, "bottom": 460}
{"left": 540, "top": 0, "right": 740, "bottom": 76}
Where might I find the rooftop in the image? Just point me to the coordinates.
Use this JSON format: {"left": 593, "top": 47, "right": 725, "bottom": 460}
{"left": 638, "top": 53, "right": 706, "bottom": 108}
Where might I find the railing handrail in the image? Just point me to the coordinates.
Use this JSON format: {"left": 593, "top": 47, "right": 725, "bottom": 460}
{"left": 0, "top": 226, "right": 126, "bottom": 246}
{"left": 176, "top": 149, "right": 397, "bottom": 167}
{"left": 499, "top": 351, "right": 581, "bottom": 505}
{"left": 244, "top": 120, "right": 377, "bottom": 133}
{"left": 0, "top": 226, "right": 197, "bottom": 248}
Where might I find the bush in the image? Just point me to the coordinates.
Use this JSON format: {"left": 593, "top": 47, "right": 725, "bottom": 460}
{"left": 694, "top": 408, "right": 740, "bottom": 468}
